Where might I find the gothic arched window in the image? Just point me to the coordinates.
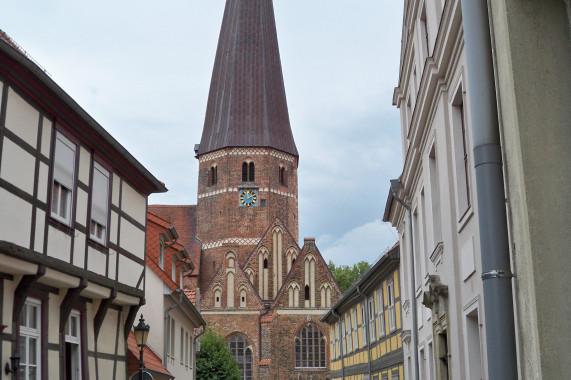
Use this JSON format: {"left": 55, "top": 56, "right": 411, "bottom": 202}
{"left": 209, "top": 165, "right": 217, "bottom": 186}
{"left": 279, "top": 166, "right": 287, "bottom": 186}
{"left": 294, "top": 325, "right": 326, "bottom": 368}
{"left": 242, "top": 162, "right": 255, "bottom": 182}
{"left": 228, "top": 336, "right": 253, "bottom": 380}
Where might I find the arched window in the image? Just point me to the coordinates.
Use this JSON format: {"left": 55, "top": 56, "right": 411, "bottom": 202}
{"left": 214, "top": 287, "right": 222, "bottom": 308}
{"left": 239, "top": 288, "right": 247, "bottom": 308}
{"left": 279, "top": 166, "right": 287, "bottom": 186}
{"left": 263, "top": 258, "right": 268, "bottom": 269}
{"left": 242, "top": 162, "right": 255, "bottom": 182}
{"left": 209, "top": 165, "right": 217, "bottom": 186}
{"left": 288, "top": 282, "right": 300, "bottom": 307}
{"left": 304, "top": 285, "right": 310, "bottom": 301}
{"left": 294, "top": 325, "right": 326, "bottom": 368}
{"left": 228, "top": 336, "right": 253, "bottom": 380}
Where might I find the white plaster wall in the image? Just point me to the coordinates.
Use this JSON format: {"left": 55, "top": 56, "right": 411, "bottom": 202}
{"left": 108, "top": 249, "right": 117, "bottom": 280}
{"left": 2, "top": 278, "right": 16, "bottom": 333}
{"left": 5, "top": 88, "right": 39, "bottom": 148}
{"left": 34, "top": 209, "right": 45, "bottom": 254}
{"left": 76, "top": 188, "right": 88, "bottom": 227}
{"left": 0, "top": 137, "right": 36, "bottom": 195}
{"left": 112, "top": 173, "right": 120, "bottom": 206}
{"left": 98, "top": 308, "right": 119, "bottom": 354}
{"left": 40, "top": 116, "right": 52, "bottom": 158}
{"left": 118, "top": 254, "right": 143, "bottom": 288}
{"left": 0, "top": 187, "right": 32, "bottom": 248}
{"left": 120, "top": 181, "right": 146, "bottom": 225}
{"left": 48, "top": 350, "right": 59, "bottom": 379}
{"left": 120, "top": 217, "right": 145, "bottom": 259}
{"left": 37, "top": 162, "right": 49, "bottom": 203}
{"left": 47, "top": 226, "right": 71, "bottom": 262}
{"left": 73, "top": 231, "right": 86, "bottom": 268}
{"left": 78, "top": 146, "right": 91, "bottom": 185}
{"left": 86, "top": 301, "right": 96, "bottom": 352}
{"left": 87, "top": 246, "right": 107, "bottom": 276}
{"left": 110, "top": 211, "right": 119, "bottom": 245}
{"left": 48, "top": 293, "right": 61, "bottom": 345}
{"left": 98, "top": 359, "right": 115, "bottom": 380}
{"left": 138, "top": 269, "right": 166, "bottom": 358}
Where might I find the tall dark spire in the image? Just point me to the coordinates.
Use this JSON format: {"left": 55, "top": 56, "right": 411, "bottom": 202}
{"left": 197, "top": 0, "right": 298, "bottom": 157}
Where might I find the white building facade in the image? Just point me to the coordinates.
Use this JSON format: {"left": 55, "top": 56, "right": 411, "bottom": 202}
{"left": 384, "top": 1, "right": 488, "bottom": 379}
{"left": 384, "top": 1, "right": 571, "bottom": 380}
{"left": 0, "top": 31, "right": 166, "bottom": 380}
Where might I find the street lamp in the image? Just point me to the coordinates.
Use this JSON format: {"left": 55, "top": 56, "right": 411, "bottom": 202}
{"left": 133, "top": 314, "right": 150, "bottom": 380}
{"left": 4, "top": 351, "right": 20, "bottom": 376}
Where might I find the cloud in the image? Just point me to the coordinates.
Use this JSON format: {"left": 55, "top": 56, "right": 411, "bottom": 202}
{"left": 318, "top": 219, "right": 398, "bottom": 266}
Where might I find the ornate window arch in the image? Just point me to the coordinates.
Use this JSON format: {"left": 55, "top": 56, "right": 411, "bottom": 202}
{"left": 242, "top": 161, "right": 255, "bottom": 182}
{"left": 258, "top": 248, "right": 270, "bottom": 299}
{"left": 209, "top": 164, "right": 218, "bottom": 186}
{"left": 320, "top": 283, "right": 332, "bottom": 308}
{"left": 239, "top": 285, "right": 248, "bottom": 308}
{"left": 304, "top": 255, "right": 316, "bottom": 307}
{"left": 226, "top": 251, "right": 236, "bottom": 268}
{"left": 294, "top": 324, "right": 327, "bottom": 368}
{"left": 288, "top": 282, "right": 300, "bottom": 307}
{"left": 213, "top": 285, "right": 222, "bottom": 308}
{"left": 286, "top": 247, "right": 298, "bottom": 273}
{"left": 245, "top": 268, "right": 255, "bottom": 284}
{"left": 228, "top": 335, "right": 253, "bottom": 380}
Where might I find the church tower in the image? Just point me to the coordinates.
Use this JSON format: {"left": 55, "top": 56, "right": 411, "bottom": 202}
{"left": 195, "top": 0, "right": 299, "bottom": 290}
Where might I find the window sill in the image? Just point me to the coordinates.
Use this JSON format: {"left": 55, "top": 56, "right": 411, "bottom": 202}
{"left": 48, "top": 217, "right": 74, "bottom": 236}
{"left": 87, "top": 239, "right": 108, "bottom": 253}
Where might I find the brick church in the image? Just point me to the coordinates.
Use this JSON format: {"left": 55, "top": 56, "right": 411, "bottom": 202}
{"left": 149, "top": 1, "right": 342, "bottom": 379}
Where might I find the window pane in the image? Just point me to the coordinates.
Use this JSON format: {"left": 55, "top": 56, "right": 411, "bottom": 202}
{"left": 29, "top": 338, "right": 37, "bottom": 364}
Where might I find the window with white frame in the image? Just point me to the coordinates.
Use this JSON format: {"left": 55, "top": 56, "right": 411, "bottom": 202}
{"left": 64, "top": 310, "right": 82, "bottom": 380}
{"left": 377, "top": 286, "right": 386, "bottom": 338}
{"left": 159, "top": 238, "right": 165, "bottom": 270}
{"left": 52, "top": 132, "right": 76, "bottom": 225}
{"left": 352, "top": 308, "right": 358, "bottom": 349}
{"left": 172, "top": 257, "right": 177, "bottom": 282}
{"left": 346, "top": 312, "right": 353, "bottom": 352}
{"left": 180, "top": 327, "right": 184, "bottom": 364}
{"left": 167, "top": 315, "right": 176, "bottom": 358}
{"left": 90, "top": 162, "right": 109, "bottom": 244}
{"left": 452, "top": 85, "right": 471, "bottom": 217}
{"left": 340, "top": 319, "right": 346, "bottom": 356}
{"left": 368, "top": 296, "right": 376, "bottom": 344}
{"left": 387, "top": 280, "right": 396, "bottom": 332}
{"left": 360, "top": 303, "right": 367, "bottom": 347}
{"left": 19, "top": 299, "right": 41, "bottom": 380}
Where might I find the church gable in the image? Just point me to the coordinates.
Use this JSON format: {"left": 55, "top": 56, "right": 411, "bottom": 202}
{"left": 274, "top": 238, "right": 342, "bottom": 310}
{"left": 201, "top": 251, "right": 264, "bottom": 310}
{"left": 243, "top": 218, "right": 300, "bottom": 300}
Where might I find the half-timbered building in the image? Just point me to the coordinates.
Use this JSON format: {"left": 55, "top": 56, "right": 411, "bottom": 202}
{"left": 0, "top": 30, "right": 166, "bottom": 380}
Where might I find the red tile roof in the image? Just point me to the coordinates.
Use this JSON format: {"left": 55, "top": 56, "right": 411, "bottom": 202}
{"left": 184, "top": 289, "right": 197, "bottom": 306}
{"left": 148, "top": 205, "right": 201, "bottom": 275}
{"left": 127, "top": 331, "right": 172, "bottom": 378}
{"left": 147, "top": 256, "right": 178, "bottom": 292}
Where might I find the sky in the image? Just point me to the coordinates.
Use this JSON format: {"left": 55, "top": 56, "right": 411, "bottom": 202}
{"left": 1, "top": 0, "right": 404, "bottom": 266}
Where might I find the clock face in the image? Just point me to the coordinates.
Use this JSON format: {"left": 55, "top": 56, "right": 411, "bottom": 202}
{"left": 239, "top": 189, "right": 258, "bottom": 207}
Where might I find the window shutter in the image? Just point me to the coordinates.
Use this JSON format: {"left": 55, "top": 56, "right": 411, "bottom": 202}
{"left": 54, "top": 134, "right": 76, "bottom": 189}
{"left": 91, "top": 163, "right": 109, "bottom": 226}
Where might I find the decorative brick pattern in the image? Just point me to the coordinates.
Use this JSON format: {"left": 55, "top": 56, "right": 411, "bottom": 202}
{"left": 202, "top": 237, "right": 261, "bottom": 250}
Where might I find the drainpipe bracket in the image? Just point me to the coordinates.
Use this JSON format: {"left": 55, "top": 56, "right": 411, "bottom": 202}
{"left": 481, "top": 270, "right": 513, "bottom": 280}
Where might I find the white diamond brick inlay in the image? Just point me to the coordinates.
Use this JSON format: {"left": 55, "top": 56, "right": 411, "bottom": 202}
{"left": 199, "top": 148, "right": 295, "bottom": 163}
{"left": 202, "top": 237, "right": 261, "bottom": 250}
{"left": 198, "top": 187, "right": 296, "bottom": 200}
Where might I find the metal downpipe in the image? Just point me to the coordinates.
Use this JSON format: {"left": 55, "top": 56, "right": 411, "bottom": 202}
{"left": 459, "top": 1, "right": 518, "bottom": 379}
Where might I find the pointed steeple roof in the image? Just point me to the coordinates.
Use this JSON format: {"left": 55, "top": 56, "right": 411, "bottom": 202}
{"left": 197, "top": 0, "right": 298, "bottom": 157}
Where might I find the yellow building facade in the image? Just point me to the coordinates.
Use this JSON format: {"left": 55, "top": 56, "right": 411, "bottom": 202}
{"left": 322, "top": 244, "right": 404, "bottom": 380}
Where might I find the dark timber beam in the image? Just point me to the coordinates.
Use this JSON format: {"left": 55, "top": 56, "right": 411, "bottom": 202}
{"left": 123, "top": 299, "right": 145, "bottom": 341}
{"left": 93, "top": 289, "right": 117, "bottom": 340}
{"left": 12, "top": 265, "right": 46, "bottom": 322}
{"left": 59, "top": 278, "right": 88, "bottom": 332}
